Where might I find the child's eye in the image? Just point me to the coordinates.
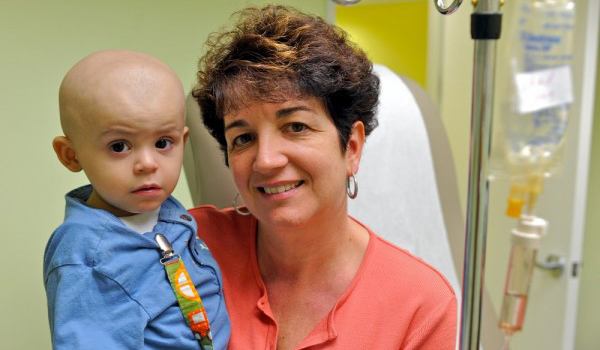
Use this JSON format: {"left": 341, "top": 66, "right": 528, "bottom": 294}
{"left": 109, "top": 141, "right": 130, "bottom": 153}
{"left": 155, "top": 138, "right": 173, "bottom": 150}
{"left": 231, "top": 133, "right": 254, "bottom": 148}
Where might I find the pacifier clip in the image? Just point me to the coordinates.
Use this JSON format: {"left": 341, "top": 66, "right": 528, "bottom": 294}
{"left": 155, "top": 233, "right": 213, "bottom": 350}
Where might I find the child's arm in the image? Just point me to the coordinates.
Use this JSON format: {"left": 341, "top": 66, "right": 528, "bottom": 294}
{"left": 45, "top": 265, "right": 148, "bottom": 349}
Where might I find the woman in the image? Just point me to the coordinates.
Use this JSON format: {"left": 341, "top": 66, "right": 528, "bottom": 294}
{"left": 190, "top": 5, "right": 456, "bottom": 350}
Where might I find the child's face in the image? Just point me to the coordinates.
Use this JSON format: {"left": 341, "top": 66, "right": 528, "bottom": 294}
{"left": 74, "top": 94, "right": 188, "bottom": 217}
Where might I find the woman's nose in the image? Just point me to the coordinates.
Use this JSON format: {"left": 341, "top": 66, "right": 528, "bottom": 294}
{"left": 252, "top": 136, "right": 288, "bottom": 174}
{"left": 134, "top": 150, "right": 159, "bottom": 174}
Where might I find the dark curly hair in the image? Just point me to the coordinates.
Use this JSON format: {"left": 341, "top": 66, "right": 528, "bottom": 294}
{"left": 192, "top": 5, "right": 379, "bottom": 165}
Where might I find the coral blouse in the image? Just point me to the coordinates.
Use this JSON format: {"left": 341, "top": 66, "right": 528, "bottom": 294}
{"left": 190, "top": 205, "right": 457, "bottom": 350}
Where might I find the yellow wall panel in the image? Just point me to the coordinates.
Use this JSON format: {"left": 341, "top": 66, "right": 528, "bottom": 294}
{"left": 336, "top": 2, "right": 428, "bottom": 87}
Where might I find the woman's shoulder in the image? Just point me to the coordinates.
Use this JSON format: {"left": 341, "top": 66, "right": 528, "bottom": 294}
{"left": 366, "top": 232, "right": 456, "bottom": 299}
{"left": 188, "top": 205, "right": 256, "bottom": 248}
{"left": 189, "top": 205, "right": 252, "bottom": 225}
{"left": 189, "top": 204, "right": 233, "bottom": 220}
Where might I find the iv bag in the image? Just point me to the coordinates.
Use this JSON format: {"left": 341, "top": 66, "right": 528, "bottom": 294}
{"left": 491, "top": 0, "right": 576, "bottom": 179}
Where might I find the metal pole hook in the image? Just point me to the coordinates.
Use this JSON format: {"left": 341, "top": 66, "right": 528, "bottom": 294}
{"left": 434, "top": 0, "right": 464, "bottom": 15}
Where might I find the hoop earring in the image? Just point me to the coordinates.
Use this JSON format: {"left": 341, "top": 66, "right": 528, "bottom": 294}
{"left": 347, "top": 173, "right": 358, "bottom": 199}
{"left": 232, "top": 193, "right": 251, "bottom": 216}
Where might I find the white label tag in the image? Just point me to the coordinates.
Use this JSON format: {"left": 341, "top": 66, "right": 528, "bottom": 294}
{"left": 515, "top": 65, "right": 573, "bottom": 114}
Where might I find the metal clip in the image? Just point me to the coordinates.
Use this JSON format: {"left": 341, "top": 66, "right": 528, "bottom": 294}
{"left": 434, "top": 0, "right": 463, "bottom": 15}
{"left": 155, "top": 234, "right": 180, "bottom": 264}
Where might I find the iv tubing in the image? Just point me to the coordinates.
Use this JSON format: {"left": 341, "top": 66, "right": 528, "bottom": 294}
{"left": 497, "top": 334, "right": 511, "bottom": 350}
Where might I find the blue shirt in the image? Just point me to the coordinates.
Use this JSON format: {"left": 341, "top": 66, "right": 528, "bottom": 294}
{"left": 44, "top": 185, "right": 230, "bottom": 349}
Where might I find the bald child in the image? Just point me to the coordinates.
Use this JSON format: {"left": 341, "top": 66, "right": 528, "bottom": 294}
{"left": 44, "top": 50, "right": 230, "bottom": 350}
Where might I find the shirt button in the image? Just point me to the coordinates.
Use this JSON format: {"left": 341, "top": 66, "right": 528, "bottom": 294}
{"left": 180, "top": 214, "right": 192, "bottom": 221}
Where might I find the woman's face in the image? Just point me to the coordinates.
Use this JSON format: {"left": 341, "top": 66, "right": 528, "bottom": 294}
{"left": 223, "top": 97, "right": 364, "bottom": 230}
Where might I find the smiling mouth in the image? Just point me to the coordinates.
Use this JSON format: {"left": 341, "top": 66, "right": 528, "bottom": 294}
{"left": 259, "top": 181, "right": 303, "bottom": 195}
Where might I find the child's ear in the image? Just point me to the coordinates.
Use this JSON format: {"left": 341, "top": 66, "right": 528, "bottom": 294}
{"left": 183, "top": 126, "right": 190, "bottom": 145}
{"left": 52, "top": 136, "right": 82, "bottom": 172}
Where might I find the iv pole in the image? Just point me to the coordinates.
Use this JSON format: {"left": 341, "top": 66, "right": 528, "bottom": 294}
{"left": 434, "top": 1, "right": 503, "bottom": 350}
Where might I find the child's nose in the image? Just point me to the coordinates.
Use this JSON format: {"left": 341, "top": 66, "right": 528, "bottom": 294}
{"left": 134, "top": 150, "right": 159, "bottom": 174}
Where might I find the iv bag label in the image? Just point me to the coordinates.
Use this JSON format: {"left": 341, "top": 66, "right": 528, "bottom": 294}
{"left": 515, "top": 65, "right": 573, "bottom": 114}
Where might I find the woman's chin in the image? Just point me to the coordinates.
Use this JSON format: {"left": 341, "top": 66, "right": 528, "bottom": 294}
{"left": 260, "top": 207, "right": 313, "bottom": 231}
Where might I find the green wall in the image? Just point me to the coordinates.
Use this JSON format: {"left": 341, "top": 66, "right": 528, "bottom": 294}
{"left": 0, "top": 1, "right": 327, "bottom": 349}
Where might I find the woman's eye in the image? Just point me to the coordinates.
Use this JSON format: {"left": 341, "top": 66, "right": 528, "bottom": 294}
{"left": 109, "top": 141, "right": 130, "bottom": 153}
{"left": 156, "top": 138, "right": 173, "bottom": 150}
{"left": 232, "top": 133, "right": 254, "bottom": 148}
{"left": 288, "top": 122, "right": 307, "bottom": 133}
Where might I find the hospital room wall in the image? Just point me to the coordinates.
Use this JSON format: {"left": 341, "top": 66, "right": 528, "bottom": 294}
{"left": 338, "top": 1, "right": 600, "bottom": 349}
{"left": 430, "top": 2, "right": 599, "bottom": 349}
{"left": 433, "top": 3, "right": 600, "bottom": 349}
{"left": 0, "top": 1, "right": 328, "bottom": 349}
